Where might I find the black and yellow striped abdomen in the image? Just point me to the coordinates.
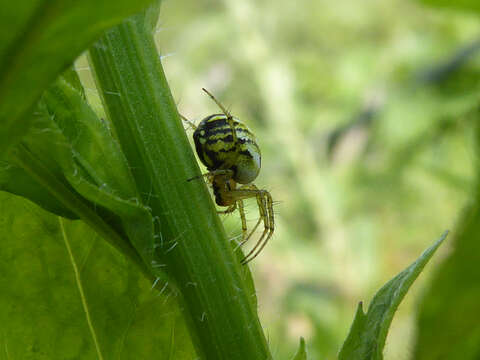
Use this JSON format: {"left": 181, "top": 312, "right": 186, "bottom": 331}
{"left": 193, "top": 114, "right": 261, "bottom": 184}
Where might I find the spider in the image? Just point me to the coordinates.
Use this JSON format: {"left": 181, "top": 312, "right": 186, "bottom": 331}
{"left": 182, "top": 88, "right": 274, "bottom": 265}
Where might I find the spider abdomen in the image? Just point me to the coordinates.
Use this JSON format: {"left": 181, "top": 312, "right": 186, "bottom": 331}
{"left": 193, "top": 114, "right": 261, "bottom": 184}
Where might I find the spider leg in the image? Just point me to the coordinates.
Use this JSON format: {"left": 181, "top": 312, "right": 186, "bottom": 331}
{"left": 202, "top": 88, "right": 233, "bottom": 120}
{"left": 202, "top": 88, "right": 238, "bottom": 144}
{"left": 237, "top": 215, "right": 262, "bottom": 248}
{"left": 236, "top": 187, "right": 263, "bottom": 248}
{"left": 217, "top": 202, "right": 237, "bottom": 214}
{"left": 241, "top": 190, "right": 274, "bottom": 264}
{"left": 180, "top": 113, "right": 197, "bottom": 130}
{"left": 240, "top": 191, "right": 269, "bottom": 264}
{"left": 218, "top": 200, "right": 248, "bottom": 246}
{"left": 237, "top": 200, "right": 248, "bottom": 242}
{"left": 187, "top": 169, "right": 234, "bottom": 182}
{"left": 222, "top": 186, "right": 275, "bottom": 264}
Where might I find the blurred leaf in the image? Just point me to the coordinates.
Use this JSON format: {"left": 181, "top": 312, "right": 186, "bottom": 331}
{"left": 415, "top": 194, "right": 480, "bottom": 359}
{"left": 0, "top": 0, "right": 157, "bottom": 155}
{"left": 0, "top": 192, "right": 195, "bottom": 359}
{"left": 292, "top": 337, "right": 307, "bottom": 360}
{"left": 338, "top": 231, "right": 448, "bottom": 360}
{"left": 419, "top": 0, "right": 480, "bottom": 14}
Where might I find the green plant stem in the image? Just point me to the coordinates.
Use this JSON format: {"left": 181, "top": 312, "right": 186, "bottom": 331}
{"left": 88, "top": 6, "right": 271, "bottom": 360}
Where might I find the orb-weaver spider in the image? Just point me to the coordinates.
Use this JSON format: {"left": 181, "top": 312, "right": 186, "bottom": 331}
{"left": 182, "top": 88, "right": 274, "bottom": 265}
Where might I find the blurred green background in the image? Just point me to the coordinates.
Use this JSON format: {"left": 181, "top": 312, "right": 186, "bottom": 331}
{"left": 81, "top": 0, "right": 480, "bottom": 358}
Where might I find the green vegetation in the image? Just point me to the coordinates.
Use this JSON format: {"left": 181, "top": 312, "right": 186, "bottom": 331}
{"left": 0, "top": 0, "right": 479, "bottom": 359}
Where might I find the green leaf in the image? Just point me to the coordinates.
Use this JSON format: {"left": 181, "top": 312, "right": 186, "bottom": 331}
{"left": 292, "top": 337, "right": 307, "bottom": 360}
{"left": 0, "top": 0, "right": 158, "bottom": 155}
{"left": 39, "top": 77, "right": 159, "bottom": 276}
{"left": 414, "top": 198, "right": 480, "bottom": 359}
{"left": 62, "top": 66, "right": 86, "bottom": 100}
{"left": 338, "top": 231, "right": 448, "bottom": 360}
{"left": 42, "top": 78, "right": 139, "bottom": 200}
{"left": 0, "top": 81, "right": 155, "bottom": 282}
{"left": 10, "top": 142, "right": 153, "bottom": 282}
{"left": 0, "top": 160, "right": 78, "bottom": 219}
{"left": 0, "top": 99, "right": 84, "bottom": 220}
{"left": 419, "top": 0, "right": 480, "bottom": 14}
{"left": 0, "top": 192, "right": 195, "bottom": 359}
{"left": 41, "top": 78, "right": 157, "bottom": 268}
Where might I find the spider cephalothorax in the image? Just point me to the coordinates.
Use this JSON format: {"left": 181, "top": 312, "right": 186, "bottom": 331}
{"left": 183, "top": 88, "right": 274, "bottom": 264}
